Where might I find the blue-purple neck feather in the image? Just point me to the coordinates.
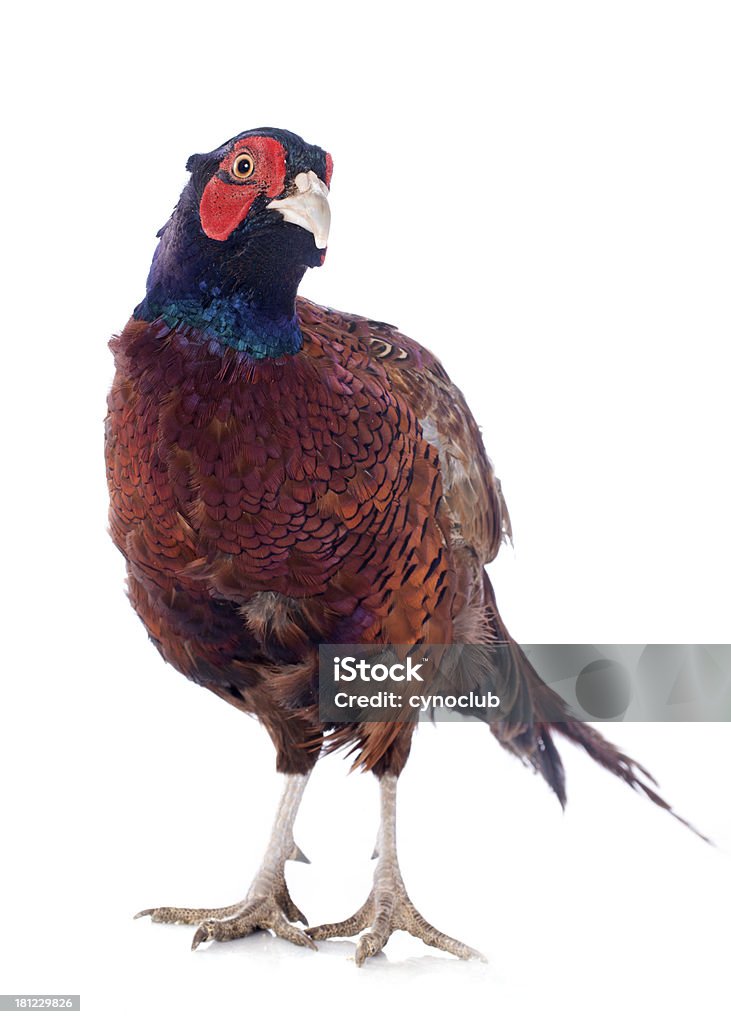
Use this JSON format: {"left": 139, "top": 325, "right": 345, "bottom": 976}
{"left": 136, "top": 289, "right": 302, "bottom": 359}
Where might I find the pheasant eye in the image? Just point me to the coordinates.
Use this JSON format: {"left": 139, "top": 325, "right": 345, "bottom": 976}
{"left": 231, "top": 152, "right": 255, "bottom": 180}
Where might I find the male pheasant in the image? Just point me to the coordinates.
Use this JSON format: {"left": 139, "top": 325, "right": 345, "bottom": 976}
{"left": 106, "top": 127, "right": 699, "bottom": 965}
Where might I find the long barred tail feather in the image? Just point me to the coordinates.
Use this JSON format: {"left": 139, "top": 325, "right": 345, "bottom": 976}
{"left": 531, "top": 671, "right": 710, "bottom": 842}
{"left": 482, "top": 575, "right": 709, "bottom": 843}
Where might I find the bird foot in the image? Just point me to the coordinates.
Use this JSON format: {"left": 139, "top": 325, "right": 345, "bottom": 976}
{"left": 306, "top": 873, "right": 485, "bottom": 966}
{"left": 135, "top": 869, "right": 316, "bottom": 952}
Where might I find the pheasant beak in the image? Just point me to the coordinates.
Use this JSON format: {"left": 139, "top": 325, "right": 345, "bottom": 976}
{"left": 267, "top": 171, "right": 331, "bottom": 249}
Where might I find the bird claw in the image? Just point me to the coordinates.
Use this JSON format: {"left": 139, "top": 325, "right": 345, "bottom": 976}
{"left": 307, "top": 883, "right": 485, "bottom": 966}
{"left": 354, "top": 931, "right": 386, "bottom": 966}
{"left": 190, "top": 921, "right": 215, "bottom": 951}
{"left": 135, "top": 877, "right": 314, "bottom": 951}
{"left": 190, "top": 896, "right": 317, "bottom": 952}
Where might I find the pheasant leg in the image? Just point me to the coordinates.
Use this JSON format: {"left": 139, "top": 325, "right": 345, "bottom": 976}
{"left": 306, "top": 773, "right": 485, "bottom": 965}
{"left": 135, "top": 772, "right": 315, "bottom": 951}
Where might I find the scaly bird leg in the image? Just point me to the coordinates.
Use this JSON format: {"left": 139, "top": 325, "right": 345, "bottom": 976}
{"left": 306, "top": 773, "right": 485, "bottom": 966}
{"left": 135, "top": 772, "right": 316, "bottom": 951}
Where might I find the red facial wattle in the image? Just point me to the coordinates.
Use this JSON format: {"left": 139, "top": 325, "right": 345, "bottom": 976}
{"left": 199, "top": 136, "right": 288, "bottom": 242}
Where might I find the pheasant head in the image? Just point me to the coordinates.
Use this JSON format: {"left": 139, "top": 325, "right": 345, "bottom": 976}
{"left": 135, "top": 128, "right": 333, "bottom": 357}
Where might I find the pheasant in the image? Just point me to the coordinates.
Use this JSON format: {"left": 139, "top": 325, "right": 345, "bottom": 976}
{"left": 106, "top": 127, "right": 700, "bottom": 965}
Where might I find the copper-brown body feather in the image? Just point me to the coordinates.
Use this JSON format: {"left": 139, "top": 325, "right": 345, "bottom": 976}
{"left": 106, "top": 297, "right": 510, "bottom": 775}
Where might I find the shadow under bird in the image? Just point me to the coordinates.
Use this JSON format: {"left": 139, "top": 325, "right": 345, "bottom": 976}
{"left": 106, "top": 127, "right": 703, "bottom": 966}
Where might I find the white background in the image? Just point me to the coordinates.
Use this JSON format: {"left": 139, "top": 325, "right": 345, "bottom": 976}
{"left": 1, "top": 2, "right": 729, "bottom": 1022}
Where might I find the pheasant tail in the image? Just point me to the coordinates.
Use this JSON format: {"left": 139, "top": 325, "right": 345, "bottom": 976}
{"left": 483, "top": 583, "right": 709, "bottom": 842}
